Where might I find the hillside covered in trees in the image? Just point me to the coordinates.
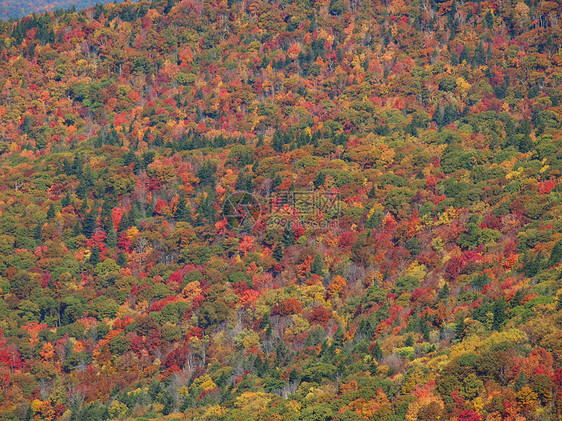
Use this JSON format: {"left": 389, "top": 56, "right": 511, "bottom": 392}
{"left": 0, "top": 0, "right": 561, "bottom": 419}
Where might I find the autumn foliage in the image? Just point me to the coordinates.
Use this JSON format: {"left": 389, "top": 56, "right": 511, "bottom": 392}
{"left": 0, "top": 0, "right": 561, "bottom": 419}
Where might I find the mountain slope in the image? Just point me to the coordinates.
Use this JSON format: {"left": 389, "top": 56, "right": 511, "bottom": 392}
{"left": 0, "top": 0, "right": 561, "bottom": 419}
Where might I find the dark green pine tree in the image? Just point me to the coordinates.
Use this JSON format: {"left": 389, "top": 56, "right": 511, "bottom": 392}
{"left": 282, "top": 226, "right": 295, "bottom": 247}
{"left": 272, "top": 131, "right": 285, "bottom": 153}
{"left": 34, "top": 223, "right": 43, "bottom": 241}
{"left": 61, "top": 193, "right": 72, "bottom": 208}
{"left": 438, "top": 283, "right": 450, "bottom": 300}
{"left": 420, "top": 318, "right": 430, "bottom": 341}
{"left": 106, "top": 125, "right": 119, "bottom": 146}
{"left": 164, "top": 0, "right": 176, "bottom": 14}
{"left": 311, "top": 254, "right": 324, "bottom": 276}
{"left": 455, "top": 316, "right": 466, "bottom": 340}
{"left": 333, "top": 325, "right": 344, "bottom": 348}
{"left": 273, "top": 244, "right": 284, "bottom": 261}
{"left": 35, "top": 134, "right": 46, "bottom": 151}
{"left": 265, "top": 323, "right": 273, "bottom": 338}
{"left": 77, "top": 165, "right": 94, "bottom": 199}
{"left": 255, "top": 355, "right": 267, "bottom": 376}
{"left": 76, "top": 180, "right": 87, "bottom": 200}
{"left": 93, "top": 3, "right": 104, "bottom": 19}
{"left": 514, "top": 370, "right": 527, "bottom": 392}
{"left": 89, "top": 247, "right": 100, "bottom": 266}
{"left": 100, "top": 198, "right": 114, "bottom": 223}
{"left": 20, "top": 115, "right": 32, "bottom": 134}
{"left": 72, "top": 221, "right": 82, "bottom": 238}
{"left": 313, "top": 172, "right": 326, "bottom": 188}
{"left": 118, "top": 212, "right": 130, "bottom": 233}
{"left": 405, "top": 334, "right": 414, "bottom": 347}
{"left": 548, "top": 238, "right": 562, "bottom": 267}
{"left": 372, "top": 342, "right": 383, "bottom": 361}
{"left": 117, "top": 252, "right": 127, "bottom": 267}
{"left": 82, "top": 208, "right": 98, "bottom": 238}
{"left": 365, "top": 210, "right": 383, "bottom": 229}
{"left": 175, "top": 193, "right": 188, "bottom": 221}
{"left": 129, "top": 203, "right": 141, "bottom": 225}
{"left": 162, "top": 393, "right": 175, "bottom": 416}
{"left": 197, "top": 191, "right": 216, "bottom": 224}
{"left": 71, "top": 155, "right": 83, "bottom": 176}
{"left": 107, "top": 223, "right": 117, "bottom": 248}
{"left": 260, "top": 312, "right": 271, "bottom": 329}
{"left": 196, "top": 161, "right": 217, "bottom": 186}
{"left": 235, "top": 171, "right": 248, "bottom": 191}
{"left": 184, "top": 205, "right": 194, "bottom": 225}
{"left": 492, "top": 298, "right": 508, "bottom": 331}
{"left": 46, "top": 29, "right": 56, "bottom": 45}
{"left": 153, "top": 134, "right": 163, "bottom": 147}
{"left": 523, "top": 252, "right": 542, "bottom": 277}
{"left": 123, "top": 151, "right": 137, "bottom": 167}
{"left": 510, "top": 289, "right": 525, "bottom": 308}
{"left": 367, "top": 184, "right": 377, "bottom": 199}
{"left": 46, "top": 203, "right": 56, "bottom": 220}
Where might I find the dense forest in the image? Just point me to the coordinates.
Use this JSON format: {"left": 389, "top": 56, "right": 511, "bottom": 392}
{"left": 0, "top": 0, "right": 561, "bottom": 419}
